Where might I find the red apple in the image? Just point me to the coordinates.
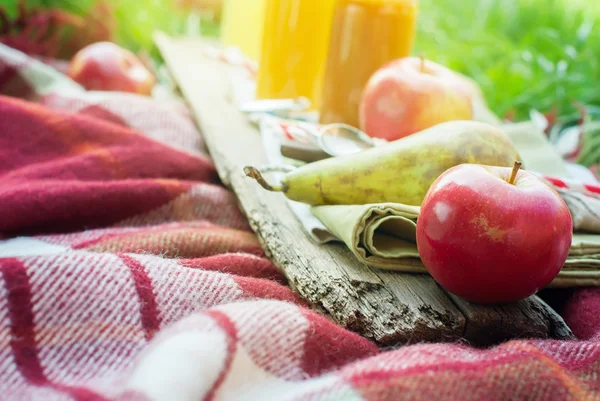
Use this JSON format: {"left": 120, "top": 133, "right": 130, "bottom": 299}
{"left": 415, "top": 162, "right": 573, "bottom": 305}
{"left": 359, "top": 57, "right": 473, "bottom": 141}
{"left": 68, "top": 42, "right": 155, "bottom": 96}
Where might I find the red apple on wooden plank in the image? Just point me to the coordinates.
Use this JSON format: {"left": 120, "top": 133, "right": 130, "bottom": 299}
{"left": 416, "top": 161, "right": 573, "bottom": 305}
{"left": 359, "top": 57, "right": 473, "bottom": 141}
{"left": 68, "top": 42, "right": 155, "bottom": 96}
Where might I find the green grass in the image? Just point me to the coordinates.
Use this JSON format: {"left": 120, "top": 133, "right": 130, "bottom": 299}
{"left": 414, "top": 0, "right": 600, "bottom": 120}
{"left": 0, "top": 0, "right": 96, "bottom": 16}
{"left": 3, "top": 0, "right": 599, "bottom": 121}
{"left": 109, "top": 1, "right": 219, "bottom": 60}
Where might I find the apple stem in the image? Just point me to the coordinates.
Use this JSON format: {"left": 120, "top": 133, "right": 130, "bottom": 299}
{"left": 509, "top": 161, "right": 522, "bottom": 185}
{"left": 419, "top": 53, "right": 426, "bottom": 72}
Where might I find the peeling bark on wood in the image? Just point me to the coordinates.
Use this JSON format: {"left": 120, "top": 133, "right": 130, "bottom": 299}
{"left": 155, "top": 33, "right": 574, "bottom": 347}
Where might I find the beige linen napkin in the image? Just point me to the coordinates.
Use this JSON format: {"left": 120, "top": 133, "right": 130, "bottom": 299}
{"left": 555, "top": 188, "right": 600, "bottom": 234}
{"left": 551, "top": 234, "right": 600, "bottom": 287}
{"left": 500, "top": 121, "right": 572, "bottom": 178}
{"left": 311, "top": 203, "right": 426, "bottom": 272}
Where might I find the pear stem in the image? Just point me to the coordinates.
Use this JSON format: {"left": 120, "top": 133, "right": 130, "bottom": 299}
{"left": 244, "top": 166, "right": 286, "bottom": 192}
{"left": 509, "top": 161, "right": 522, "bottom": 185}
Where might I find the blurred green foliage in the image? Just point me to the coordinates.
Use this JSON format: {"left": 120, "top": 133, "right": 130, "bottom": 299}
{"left": 0, "top": 0, "right": 218, "bottom": 59}
{"left": 415, "top": 0, "right": 600, "bottom": 120}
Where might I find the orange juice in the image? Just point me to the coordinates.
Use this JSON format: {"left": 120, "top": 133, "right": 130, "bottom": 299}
{"left": 319, "top": 0, "right": 418, "bottom": 127}
{"left": 256, "top": 0, "right": 336, "bottom": 110}
{"left": 220, "top": 0, "right": 267, "bottom": 61}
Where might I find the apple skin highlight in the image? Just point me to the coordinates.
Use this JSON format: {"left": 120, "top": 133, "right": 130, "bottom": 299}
{"left": 416, "top": 163, "right": 573, "bottom": 305}
{"left": 359, "top": 56, "right": 473, "bottom": 141}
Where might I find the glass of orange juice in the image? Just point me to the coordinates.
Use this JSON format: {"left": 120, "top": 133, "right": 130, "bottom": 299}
{"left": 319, "top": 0, "right": 418, "bottom": 127}
{"left": 256, "top": 0, "right": 336, "bottom": 110}
{"left": 220, "top": 0, "right": 267, "bottom": 61}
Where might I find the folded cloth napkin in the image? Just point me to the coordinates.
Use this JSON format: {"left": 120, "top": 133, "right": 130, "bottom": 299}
{"left": 556, "top": 187, "right": 600, "bottom": 233}
{"left": 312, "top": 201, "right": 600, "bottom": 287}
{"left": 311, "top": 203, "right": 425, "bottom": 272}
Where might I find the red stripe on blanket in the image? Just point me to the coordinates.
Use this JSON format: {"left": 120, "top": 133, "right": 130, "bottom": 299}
{"left": 203, "top": 310, "right": 239, "bottom": 401}
{"left": 78, "top": 104, "right": 130, "bottom": 128}
{"left": 233, "top": 275, "right": 307, "bottom": 306}
{"left": 584, "top": 184, "right": 600, "bottom": 195}
{"left": 75, "top": 225, "right": 263, "bottom": 259}
{"left": 0, "top": 180, "right": 194, "bottom": 236}
{"left": 560, "top": 288, "right": 600, "bottom": 341}
{"left": 53, "top": 385, "right": 110, "bottom": 401}
{"left": 178, "top": 254, "right": 286, "bottom": 284}
{"left": 120, "top": 254, "right": 162, "bottom": 341}
{"left": 1, "top": 258, "right": 45, "bottom": 385}
{"left": 299, "top": 308, "right": 379, "bottom": 377}
{"left": 545, "top": 177, "right": 569, "bottom": 188}
{"left": 0, "top": 61, "right": 35, "bottom": 99}
{"left": 1, "top": 258, "right": 110, "bottom": 401}
{"left": 343, "top": 345, "right": 583, "bottom": 383}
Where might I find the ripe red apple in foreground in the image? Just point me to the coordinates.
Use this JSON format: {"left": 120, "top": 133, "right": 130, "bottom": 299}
{"left": 359, "top": 57, "right": 473, "bottom": 141}
{"left": 68, "top": 42, "right": 155, "bottom": 96}
{"left": 416, "top": 162, "right": 573, "bottom": 305}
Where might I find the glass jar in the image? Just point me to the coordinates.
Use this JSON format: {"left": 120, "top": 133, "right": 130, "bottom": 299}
{"left": 256, "top": 0, "right": 336, "bottom": 110}
{"left": 319, "top": 0, "right": 418, "bottom": 127}
{"left": 220, "top": 0, "right": 267, "bottom": 61}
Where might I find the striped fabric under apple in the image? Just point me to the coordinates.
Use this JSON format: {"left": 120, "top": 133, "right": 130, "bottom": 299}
{"left": 535, "top": 174, "right": 600, "bottom": 199}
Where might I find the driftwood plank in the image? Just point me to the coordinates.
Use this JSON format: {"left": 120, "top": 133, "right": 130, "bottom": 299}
{"left": 449, "top": 294, "right": 574, "bottom": 344}
{"left": 155, "top": 33, "right": 574, "bottom": 346}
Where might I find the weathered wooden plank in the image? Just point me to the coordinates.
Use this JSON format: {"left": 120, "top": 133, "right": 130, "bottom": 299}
{"left": 155, "top": 33, "right": 574, "bottom": 346}
{"left": 449, "top": 294, "right": 574, "bottom": 344}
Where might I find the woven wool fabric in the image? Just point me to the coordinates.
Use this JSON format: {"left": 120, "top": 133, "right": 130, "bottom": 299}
{"left": 1, "top": 44, "right": 600, "bottom": 401}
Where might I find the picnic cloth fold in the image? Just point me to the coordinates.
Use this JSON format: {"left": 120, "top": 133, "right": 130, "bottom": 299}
{"left": 4, "top": 42, "right": 600, "bottom": 401}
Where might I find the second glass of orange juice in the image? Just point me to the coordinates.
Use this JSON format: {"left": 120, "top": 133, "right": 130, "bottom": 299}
{"left": 319, "top": 0, "right": 419, "bottom": 127}
{"left": 256, "top": 0, "right": 336, "bottom": 110}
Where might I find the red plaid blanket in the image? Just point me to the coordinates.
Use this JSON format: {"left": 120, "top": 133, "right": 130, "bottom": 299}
{"left": 1, "top": 43, "right": 600, "bottom": 401}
